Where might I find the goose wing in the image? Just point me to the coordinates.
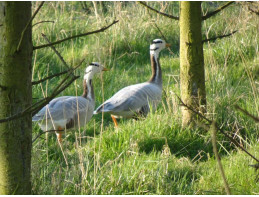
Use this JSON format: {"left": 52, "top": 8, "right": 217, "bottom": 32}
{"left": 32, "top": 96, "right": 93, "bottom": 122}
{"left": 95, "top": 82, "right": 162, "bottom": 114}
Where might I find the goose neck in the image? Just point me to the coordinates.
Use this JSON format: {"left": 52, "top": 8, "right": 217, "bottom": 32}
{"left": 82, "top": 79, "right": 95, "bottom": 101}
{"left": 148, "top": 53, "right": 162, "bottom": 86}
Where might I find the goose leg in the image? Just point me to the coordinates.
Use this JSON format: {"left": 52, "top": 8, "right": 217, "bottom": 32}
{"left": 56, "top": 127, "right": 63, "bottom": 143}
{"left": 111, "top": 115, "right": 118, "bottom": 127}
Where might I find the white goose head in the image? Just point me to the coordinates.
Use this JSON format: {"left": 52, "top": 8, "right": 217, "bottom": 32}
{"left": 150, "top": 39, "right": 170, "bottom": 56}
{"left": 84, "top": 62, "right": 109, "bottom": 80}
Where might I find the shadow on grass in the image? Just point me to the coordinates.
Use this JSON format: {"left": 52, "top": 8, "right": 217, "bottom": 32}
{"left": 137, "top": 126, "right": 236, "bottom": 162}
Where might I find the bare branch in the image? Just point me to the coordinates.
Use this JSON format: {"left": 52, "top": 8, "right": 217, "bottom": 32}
{"left": 0, "top": 58, "right": 85, "bottom": 124}
{"left": 211, "top": 121, "right": 231, "bottom": 195}
{"left": 235, "top": 105, "right": 259, "bottom": 123}
{"left": 0, "top": 75, "right": 79, "bottom": 124}
{"left": 138, "top": 1, "right": 179, "bottom": 20}
{"left": 17, "top": 1, "right": 45, "bottom": 51}
{"left": 41, "top": 33, "right": 70, "bottom": 69}
{"left": 32, "top": 20, "right": 54, "bottom": 28}
{"left": 33, "top": 20, "right": 119, "bottom": 50}
{"left": 32, "top": 75, "right": 80, "bottom": 116}
{"left": 202, "top": 2, "right": 235, "bottom": 20}
{"left": 174, "top": 93, "right": 259, "bottom": 163}
{"left": 32, "top": 69, "right": 72, "bottom": 85}
{"left": 32, "top": 129, "right": 64, "bottom": 144}
{"left": 202, "top": 30, "right": 237, "bottom": 44}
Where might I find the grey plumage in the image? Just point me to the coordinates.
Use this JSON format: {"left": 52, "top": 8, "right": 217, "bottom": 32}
{"left": 94, "top": 82, "right": 162, "bottom": 118}
{"left": 32, "top": 96, "right": 94, "bottom": 131}
{"left": 94, "top": 39, "right": 169, "bottom": 120}
{"left": 32, "top": 62, "right": 108, "bottom": 135}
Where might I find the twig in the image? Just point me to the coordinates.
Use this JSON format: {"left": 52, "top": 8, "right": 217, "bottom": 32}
{"left": 32, "top": 69, "right": 73, "bottom": 85}
{"left": 32, "top": 20, "right": 54, "bottom": 27}
{"left": 202, "top": 2, "right": 235, "bottom": 20}
{"left": 202, "top": 30, "right": 238, "bottom": 43}
{"left": 0, "top": 75, "right": 79, "bottom": 124}
{"left": 32, "top": 129, "right": 64, "bottom": 144}
{"left": 33, "top": 20, "right": 119, "bottom": 50}
{"left": 146, "top": 10, "right": 174, "bottom": 55}
{"left": 174, "top": 93, "right": 259, "bottom": 163}
{"left": 0, "top": 58, "right": 85, "bottom": 124}
{"left": 138, "top": 1, "right": 179, "bottom": 20}
{"left": 17, "top": 1, "right": 45, "bottom": 51}
{"left": 41, "top": 33, "right": 71, "bottom": 69}
{"left": 235, "top": 105, "right": 259, "bottom": 123}
{"left": 211, "top": 121, "right": 231, "bottom": 195}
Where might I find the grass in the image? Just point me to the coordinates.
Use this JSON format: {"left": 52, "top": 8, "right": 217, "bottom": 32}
{"left": 31, "top": 2, "right": 259, "bottom": 195}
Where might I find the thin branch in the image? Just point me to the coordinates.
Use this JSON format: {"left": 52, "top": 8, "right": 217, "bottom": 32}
{"left": 32, "top": 129, "right": 64, "bottom": 144}
{"left": 211, "top": 121, "right": 231, "bottom": 195}
{"left": 138, "top": 1, "right": 179, "bottom": 20}
{"left": 202, "top": 30, "right": 238, "bottom": 43}
{"left": 33, "top": 20, "right": 119, "bottom": 50}
{"left": 174, "top": 93, "right": 259, "bottom": 163}
{"left": 0, "top": 58, "right": 85, "bottom": 124}
{"left": 235, "top": 105, "right": 259, "bottom": 123}
{"left": 41, "top": 33, "right": 70, "bottom": 69}
{"left": 17, "top": 1, "right": 45, "bottom": 51}
{"left": 31, "top": 75, "right": 80, "bottom": 117}
{"left": 0, "top": 75, "right": 79, "bottom": 124}
{"left": 202, "top": 2, "right": 235, "bottom": 20}
{"left": 32, "top": 69, "right": 72, "bottom": 85}
{"left": 146, "top": 10, "right": 173, "bottom": 55}
{"left": 32, "top": 20, "right": 54, "bottom": 28}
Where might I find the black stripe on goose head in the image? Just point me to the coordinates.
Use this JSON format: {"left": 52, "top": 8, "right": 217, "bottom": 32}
{"left": 151, "top": 40, "right": 163, "bottom": 44}
{"left": 89, "top": 62, "right": 100, "bottom": 67}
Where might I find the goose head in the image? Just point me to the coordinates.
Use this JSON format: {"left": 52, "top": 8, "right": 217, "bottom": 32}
{"left": 150, "top": 39, "right": 170, "bottom": 56}
{"left": 84, "top": 62, "right": 109, "bottom": 80}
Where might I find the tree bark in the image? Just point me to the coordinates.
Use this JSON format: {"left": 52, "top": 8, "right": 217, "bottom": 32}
{"left": 179, "top": 2, "right": 206, "bottom": 127}
{"left": 0, "top": 2, "right": 32, "bottom": 194}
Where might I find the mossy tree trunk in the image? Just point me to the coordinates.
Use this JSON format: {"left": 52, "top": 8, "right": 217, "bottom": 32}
{"left": 179, "top": 1, "right": 206, "bottom": 127}
{"left": 0, "top": 2, "right": 32, "bottom": 194}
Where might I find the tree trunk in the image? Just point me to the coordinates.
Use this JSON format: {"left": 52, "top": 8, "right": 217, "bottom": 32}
{"left": 179, "top": 1, "right": 206, "bottom": 127}
{"left": 0, "top": 2, "right": 32, "bottom": 194}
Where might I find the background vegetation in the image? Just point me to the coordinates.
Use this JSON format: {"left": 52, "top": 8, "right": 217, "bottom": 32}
{"left": 31, "top": 1, "right": 258, "bottom": 194}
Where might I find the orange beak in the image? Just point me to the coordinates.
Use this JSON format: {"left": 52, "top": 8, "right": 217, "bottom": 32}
{"left": 102, "top": 68, "right": 109, "bottom": 71}
{"left": 166, "top": 43, "right": 171, "bottom": 47}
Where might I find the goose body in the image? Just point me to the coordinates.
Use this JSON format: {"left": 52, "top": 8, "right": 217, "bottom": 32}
{"left": 95, "top": 82, "right": 162, "bottom": 118}
{"left": 32, "top": 62, "right": 108, "bottom": 142}
{"left": 94, "top": 39, "right": 169, "bottom": 125}
{"left": 32, "top": 96, "right": 94, "bottom": 131}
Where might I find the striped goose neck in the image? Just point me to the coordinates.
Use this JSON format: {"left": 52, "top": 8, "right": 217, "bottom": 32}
{"left": 148, "top": 54, "right": 162, "bottom": 86}
{"left": 82, "top": 79, "right": 95, "bottom": 100}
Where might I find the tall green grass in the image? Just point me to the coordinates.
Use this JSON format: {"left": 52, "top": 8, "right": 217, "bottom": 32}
{"left": 31, "top": 2, "right": 258, "bottom": 194}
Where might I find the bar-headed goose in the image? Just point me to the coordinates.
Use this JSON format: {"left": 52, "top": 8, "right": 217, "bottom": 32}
{"left": 32, "top": 62, "right": 109, "bottom": 142}
{"left": 94, "top": 39, "right": 170, "bottom": 126}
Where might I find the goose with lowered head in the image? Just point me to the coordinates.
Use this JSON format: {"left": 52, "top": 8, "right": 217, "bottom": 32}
{"left": 32, "top": 62, "right": 109, "bottom": 142}
{"left": 94, "top": 39, "right": 170, "bottom": 126}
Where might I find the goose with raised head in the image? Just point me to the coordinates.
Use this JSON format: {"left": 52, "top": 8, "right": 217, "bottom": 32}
{"left": 94, "top": 39, "right": 170, "bottom": 126}
{"left": 32, "top": 62, "right": 109, "bottom": 142}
